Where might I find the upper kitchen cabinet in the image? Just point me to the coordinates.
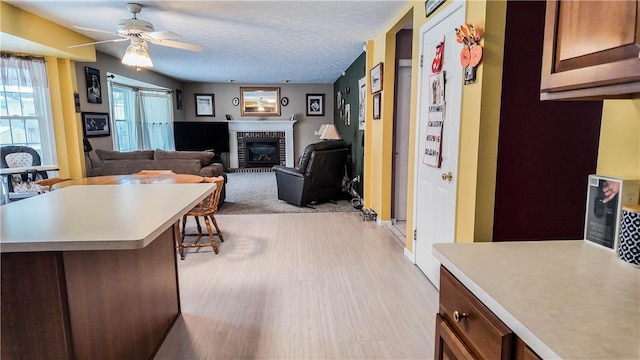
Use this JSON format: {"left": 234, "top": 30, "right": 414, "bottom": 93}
{"left": 540, "top": 0, "right": 640, "bottom": 100}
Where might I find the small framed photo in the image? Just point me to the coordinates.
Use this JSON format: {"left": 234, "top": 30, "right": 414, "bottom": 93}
{"left": 176, "top": 89, "right": 183, "bottom": 110}
{"left": 306, "top": 94, "right": 325, "bottom": 116}
{"left": 82, "top": 112, "right": 110, "bottom": 137}
{"left": 195, "top": 93, "right": 215, "bottom": 117}
{"left": 85, "top": 67, "right": 102, "bottom": 104}
{"left": 373, "top": 93, "right": 381, "bottom": 119}
{"left": 370, "top": 62, "right": 383, "bottom": 94}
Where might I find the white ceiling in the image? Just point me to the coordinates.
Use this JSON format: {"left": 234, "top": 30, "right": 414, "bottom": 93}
{"left": 6, "top": 1, "right": 410, "bottom": 84}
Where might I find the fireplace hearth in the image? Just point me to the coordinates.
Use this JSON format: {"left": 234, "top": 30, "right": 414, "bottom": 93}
{"left": 243, "top": 137, "right": 280, "bottom": 168}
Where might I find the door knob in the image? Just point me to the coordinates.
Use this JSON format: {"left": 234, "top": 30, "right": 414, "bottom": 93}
{"left": 441, "top": 172, "right": 453, "bottom": 182}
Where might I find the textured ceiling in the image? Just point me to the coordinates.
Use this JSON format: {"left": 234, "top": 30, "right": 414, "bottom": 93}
{"left": 7, "top": 1, "right": 409, "bottom": 84}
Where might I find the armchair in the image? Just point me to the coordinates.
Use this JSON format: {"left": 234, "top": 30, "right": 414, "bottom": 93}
{"left": 272, "top": 140, "right": 350, "bottom": 207}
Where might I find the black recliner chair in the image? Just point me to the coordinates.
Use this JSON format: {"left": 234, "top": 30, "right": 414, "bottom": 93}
{"left": 272, "top": 140, "right": 350, "bottom": 207}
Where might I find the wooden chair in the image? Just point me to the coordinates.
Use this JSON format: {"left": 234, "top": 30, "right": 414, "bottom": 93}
{"left": 176, "top": 176, "right": 224, "bottom": 260}
{"left": 133, "top": 170, "right": 176, "bottom": 175}
{"left": 35, "top": 177, "right": 71, "bottom": 193}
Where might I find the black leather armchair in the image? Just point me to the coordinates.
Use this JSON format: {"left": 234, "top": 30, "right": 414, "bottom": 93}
{"left": 272, "top": 140, "right": 350, "bottom": 207}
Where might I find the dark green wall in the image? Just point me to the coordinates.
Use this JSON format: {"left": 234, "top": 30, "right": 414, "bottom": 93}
{"left": 334, "top": 52, "right": 365, "bottom": 196}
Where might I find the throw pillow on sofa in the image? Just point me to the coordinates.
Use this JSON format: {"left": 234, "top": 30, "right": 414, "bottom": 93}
{"left": 154, "top": 149, "right": 215, "bottom": 166}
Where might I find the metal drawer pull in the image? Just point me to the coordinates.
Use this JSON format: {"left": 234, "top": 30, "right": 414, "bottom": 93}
{"left": 453, "top": 310, "right": 468, "bottom": 322}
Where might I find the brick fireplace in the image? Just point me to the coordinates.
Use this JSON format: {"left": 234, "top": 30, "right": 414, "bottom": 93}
{"left": 228, "top": 120, "right": 296, "bottom": 169}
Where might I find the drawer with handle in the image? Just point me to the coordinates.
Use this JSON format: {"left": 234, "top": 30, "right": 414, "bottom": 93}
{"left": 439, "top": 267, "right": 513, "bottom": 360}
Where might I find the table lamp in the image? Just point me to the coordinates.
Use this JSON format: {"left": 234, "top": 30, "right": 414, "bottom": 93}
{"left": 319, "top": 124, "right": 342, "bottom": 140}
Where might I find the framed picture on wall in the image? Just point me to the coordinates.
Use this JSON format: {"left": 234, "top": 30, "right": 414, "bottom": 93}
{"left": 82, "top": 112, "right": 110, "bottom": 137}
{"left": 370, "top": 62, "right": 383, "bottom": 93}
{"left": 176, "top": 89, "right": 183, "bottom": 110}
{"left": 195, "top": 93, "right": 215, "bottom": 116}
{"left": 373, "top": 93, "right": 381, "bottom": 119}
{"left": 85, "top": 67, "right": 102, "bottom": 104}
{"left": 306, "top": 94, "right": 325, "bottom": 116}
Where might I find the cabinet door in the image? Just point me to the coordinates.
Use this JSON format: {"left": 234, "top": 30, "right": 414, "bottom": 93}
{"left": 540, "top": 0, "right": 640, "bottom": 99}
{"left": 514, "top": 337, "right": 543, "bottom": 360}
{"left": 435, "top": 314, "right": 477, "bottom": 360}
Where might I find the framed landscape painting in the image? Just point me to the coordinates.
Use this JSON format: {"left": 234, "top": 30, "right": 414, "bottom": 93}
{"left": 241, "top": 87, "right": 280, "bottom": 116}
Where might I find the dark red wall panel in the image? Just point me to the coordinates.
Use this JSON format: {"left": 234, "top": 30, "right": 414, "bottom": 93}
{"left": 493, "top": 1, "right": 603, "bottom": 241}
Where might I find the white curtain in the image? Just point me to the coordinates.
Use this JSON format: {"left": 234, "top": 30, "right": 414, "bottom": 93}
{"left": 0, "top": 54, "right": 48, "bottom": 88}
{"left": 136, "top": 90, "right": 175, "bottom": 151}
{"left": 110, "top": 80, "right": 174, "bottom": 152}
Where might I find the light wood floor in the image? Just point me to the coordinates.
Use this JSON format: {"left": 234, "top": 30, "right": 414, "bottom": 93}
{"left": 155, "top": 212, "right": 439, "bottom": 359}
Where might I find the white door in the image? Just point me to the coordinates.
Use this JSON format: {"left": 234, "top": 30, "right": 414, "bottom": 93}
{"left": 414, "top": 2, "right": 465, "bottom": 289}
{"left": 393, "top": 61, "right": 412, "bottom": 221}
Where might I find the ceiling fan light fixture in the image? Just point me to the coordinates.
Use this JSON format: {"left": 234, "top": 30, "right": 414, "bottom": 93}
{"left": 121, "top": 42, "right": 153, "bottom": 68}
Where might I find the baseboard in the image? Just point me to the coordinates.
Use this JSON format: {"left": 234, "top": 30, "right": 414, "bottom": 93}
{"left": 404, "top": 247, "right": 415, "bottom": 264}
{"left": 376, "top": 218, "right": 392, "bottom": 226}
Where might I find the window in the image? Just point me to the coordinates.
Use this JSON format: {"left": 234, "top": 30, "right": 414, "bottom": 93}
{"left": 109, "top": 79, "right": 175, "bottom": 152}
{"left": 0, "top": 54, "right": 56, "bottom": 164}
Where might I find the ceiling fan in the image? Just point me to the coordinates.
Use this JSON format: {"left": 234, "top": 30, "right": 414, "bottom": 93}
{"left": 68, "top": 3, "right": 203, "bottom": 68}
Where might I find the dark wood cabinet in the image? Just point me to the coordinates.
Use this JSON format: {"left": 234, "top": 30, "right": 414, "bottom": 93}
{"left": 1, "top": 225, "right": 180, "bottom": 359}
{"left": 435, "top": 267, "right": 542, "bottom": 360}
{"left": 540, "top": 0, "right": 640, "bottom": 100}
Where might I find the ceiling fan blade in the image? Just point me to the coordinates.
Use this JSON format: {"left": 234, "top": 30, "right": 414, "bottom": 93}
{"left": 143, "top": 31, "right": 181, "bottom": 40}
{"left": 68, "top": 38, "right": 129, "bottom": 49}
{"left": 72, "top": 25, "right": 117, "bottom": 36}
{"left": 147, "top": 38, "right": 203, "bottom": 52}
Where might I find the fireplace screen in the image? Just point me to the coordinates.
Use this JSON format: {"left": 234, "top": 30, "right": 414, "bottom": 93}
{"left": 243, "top": 137, "right": 280, "bottom": 168}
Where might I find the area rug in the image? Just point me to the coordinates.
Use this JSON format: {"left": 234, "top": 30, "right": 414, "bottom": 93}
{"left": 217, "top": 172, "right": 359, "bottom": 215}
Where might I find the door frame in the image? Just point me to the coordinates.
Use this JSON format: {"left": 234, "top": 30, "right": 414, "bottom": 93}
{"left": 392, "top": 59, "right": 412, "bottom": 224}
{"left": 409, "top": 0, "right": 465, "bottom": 262}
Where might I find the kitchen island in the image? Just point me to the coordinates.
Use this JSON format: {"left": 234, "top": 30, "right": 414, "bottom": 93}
{"left": 433, "top": 240, "right": 640, "bottom": 359}
{"left": 1, "top": 184, "right": 215, "bottom": 359}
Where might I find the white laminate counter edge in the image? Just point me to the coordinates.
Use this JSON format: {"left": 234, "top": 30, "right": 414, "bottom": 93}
{"left": 1, "top": 183, "right": 216, "bottom": 252}
{"left": 433, "top": 246, "right": 562, "bottom": 360}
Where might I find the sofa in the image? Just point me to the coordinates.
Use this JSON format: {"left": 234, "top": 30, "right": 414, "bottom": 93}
{"left": 272, "top": 140, "right": 350, "bottom": 207}
{"left": 92, "top": 149, "right": 227, "bottom": 203}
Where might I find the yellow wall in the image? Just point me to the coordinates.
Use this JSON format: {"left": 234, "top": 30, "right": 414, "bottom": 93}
{"left": 364, "top": 0, "right": 506, "bottom": 251}
{"left": 597, "top": 99, "right": 640, "bottom": 179}
{"left": 1, "top": 2, "right": 94, "bottom": 178}
{"left": 367, "top": 0, "right": 637, "bottom": 255}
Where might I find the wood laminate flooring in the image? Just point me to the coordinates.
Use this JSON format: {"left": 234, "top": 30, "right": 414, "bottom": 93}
{"left": 155, "top": 212, "right": 438, "bottom": 359}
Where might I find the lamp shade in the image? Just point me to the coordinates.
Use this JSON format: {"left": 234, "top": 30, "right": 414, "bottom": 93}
{"left": 121, "top": 41, "right": 153, "bottom": 68}
{"left": 315, "top": 124, "right": 329, "bottom": 136}
{"left": 319, "top": 124, "right": 341, "bottom": 140}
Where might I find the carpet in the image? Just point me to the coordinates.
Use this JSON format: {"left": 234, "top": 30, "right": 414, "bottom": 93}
{"left": 217, "top": 171, "right": 359, "bottom": 215}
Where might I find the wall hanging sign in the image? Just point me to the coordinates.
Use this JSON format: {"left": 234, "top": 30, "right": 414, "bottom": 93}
{"left": 456, "top": 23, "right": 483, "bottom": 85}
{"left": 423, "top": 72, "right": 445, "bottom": 167}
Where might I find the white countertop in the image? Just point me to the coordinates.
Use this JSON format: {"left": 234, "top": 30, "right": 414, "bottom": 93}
{"left": 433, "top": 240, "right": 640, "bottom": 360}
{"left": 0, "top": 183, "right": 215, "bottom": 252}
